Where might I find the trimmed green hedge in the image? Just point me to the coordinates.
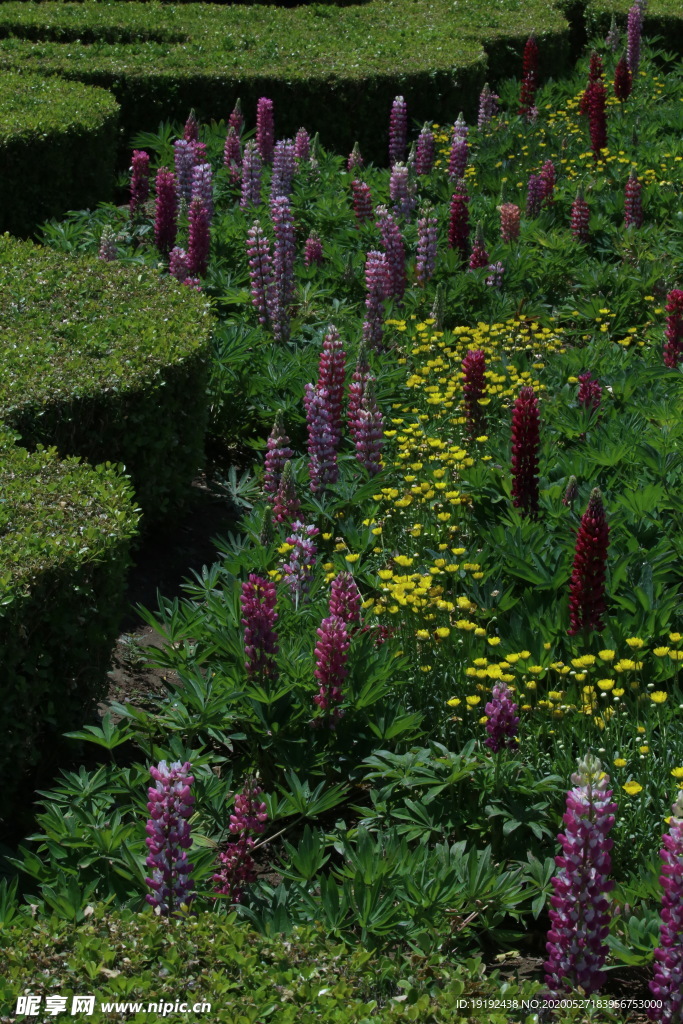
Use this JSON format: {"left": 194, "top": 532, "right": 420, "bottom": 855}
{"left": 0, "top": 426, "right": 139, "bottom": 827}
{"left": 0, "top": 71, "right": 119, "bottom": 237}
{"left": 0, "top": 236, "right": 213, "bottom": 525}
{"left": 585, "top": 0, "right": 683, "bottom": 50}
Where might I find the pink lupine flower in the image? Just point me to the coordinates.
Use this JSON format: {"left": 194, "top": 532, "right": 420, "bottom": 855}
{"left": 627, "top": 3, "right": 642, "bottom": 74}
{"left": 264, "top": 410, "right": 294, "bottom": 499}
{"left": 352, "top": 378, "right": 383, "bottom": 476}
{"left": 273, "top": 461, "right": 301, "bottom": 526}
{"left": 663, "top": 289, "right": 683, "bottom": 369}
{"left": 478, "top": 83, "right": 499, "bottom": 127}
{"left": 183, "top": 110, "right": 198, "bottom": 142}
{"left": 169, "top": 246, "right": 190, "bottom": 283}
{"left": 241, "top": 141, "right": 262, "bottom": 209}
{"left": 246, "top": 220, "right": 275, "bottom": 327}
{"left": 624, "top": 170, "right": 643, "bottom": 227}
{"left": 256, "top": 97, "right": 274, "bottom": 164}
{"left": 568, "top": 488, "right": 609, "bottom": 635}
{"left": 453, "top": 111, "right": 468, "bottom": 141}
{"left": 271, "top": 195, "right": 296, "bottom": 343}
{"left": 448, "top": 136, "right": 468, "bottom": 182}
{"left": 577, "top": 371, "right": 602, "bottom": 410}
{"left": 388, "top": 95, "right": 407, "bottom": 166}
{"left": 499, "top": 202, "right": 520, "bottom": 243}
{"left": 129, "top": 149, "right": 150, "bottom": 220}
{"left": 98, "top": 225, "right": 117, "bottom": 262}
{"left": 415, "top": 124, "right": 435, "bottom": 175}
{"left": 526, "top": 173, "right": 544, "bottom": 218}
{"left": 281, "top": 520, "right": 319, "bottom": 603}
{"left": 192, "top": 141, "right": 208, "bottom": 166}
{"left": 304, "top": 383, "right": 338, "bottom": 492}
{"left": 416, "top": 207, "right": 437, "bottom": 287}
{"left": 468, "top": 222, "right": 489, "bottom": 270}
{"left": 347, "top": 142, "right": 364, "bottom": 171}
{"left": 540, "top": 160, "right": 556, "bottom": 204}
{"left": 519, "top": 37, "right": 539, "bottom": 116}
{"left": 223, "top": 127, "right": 242, "bottom": 186}
{"left": 571, "top": 189, "right": 590, "bottom": 242}
{"left": 241, "top": 574, "right": 278, "bottom": 679}
{"left": 213, "top": 779, "right": 267, "bottom": 903}
{"left": 389, "top": 163, "right": 416, "bottom": 220}
{"left": 145, "top": 760, "right": 195, "bottom": 915}
{"left": 270, "top": 139, "right": 296, "bottom": 200}
{"left": 351, "top": 180, "right": 373, "bottom": 223}
{"left": 511, "top": 386, "right": 540, "bottom": 518}
{"left": 462, "top": 349, "right": 487, "bottom": 437}
{"left": 154, "top": 168, "right": 178, "bottom": 255}
{"left": 294, "top": 128, "right": 310, "bottom": 162}
{"left": 228, "top": 98, "right": 244, "bottom": 135}
{"left": 448, "top": 180, "right": 470, "bottom": 263}
{"left": 304, "top": 233, "right": 324, "bottom": 266}
{"left": 377, "top": 206, "right": 407, "bottom": 299}
{"left": 348, "top": 343, "right": 370, "bottom": 438}
{"left": 313, "top": 614, "right": 349, "bottom": 725}
{"left": 544, "top": 754, "right": 616, "bottom": 998}
{"left": 187, "top": 197, "right": 210, "bottom": 277}
{"left": 317, "top": 325, "right": 346, "bottom": 444}
{"left": 649, "top": 790, "right": 683, "bottom": 1022}
{"left": 191, "top": 162, "right": 213, "bottom": 221}
{"left": 362, "top": 251, "right": 392, "bottom": 350}
{"left": 484, "top": 682, "right": 519, "bottom": 752}
{"left": 330, "top": 572, "right": 362, "bottom": 626}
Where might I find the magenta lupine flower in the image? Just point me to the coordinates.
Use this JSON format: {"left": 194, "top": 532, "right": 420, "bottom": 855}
{"left": 154, "top": 168, "right": 178, "bottom": 255}
{"left": 174, "top": 140, "right": 194, "bottom": 204}
{"left": 129, "top": 149, "right": 150, "bottom": 220}
{"left": 499, "top": 202, "right": 520, "bottom": 243}
{"left": 416, "top": 207, "right": 437, "bottom": 287}
{"left": 304, "top": 383, "right": 339, "bottom": 492}
{"left": 169, "top": 246, "right": 190, "bottom": 283}
{"left": 273, "top": 460, "right": 301, "bottom": 526}
{"left": 388, "top": 95, "right": 407, "bottom": 166}
{"left": 351, "top": 180, "right": 373, "bottom": 224}
{"left": 348, "top": 343, "right": 370, "bottom": 438}
{"left": 540, "top": 160, "right": 556, "bottom": 204}
{"left": 223, "top": 127, "right": 242, "bottom": 186}
{"left": 228, "top": 99, "right": 243, "bottom": 135}
{"left": 192, "top": 141, "right": 208, "bottom": 166}
{"left": 240, "top": 141, "right": 263, "bottom": 209}
{"left": 627, "top": 3, "right": 642, "bottom": 74}
{"left": 415, "top": 124, "right": 435, "bottom": 175}
{"left": 448, "top": 136, "right": 468, "bottom": 182}
{"left": 98, "top": 225, "right": 117, "bottom": 262}
{"left": 484, "top": 682, "right": 519, "bottom": 752}
{"left": 313, "top": 614, "right": 349, "bottom": 725}
{"left": 213, "top": 779, "right": 267, "bottom": 903}
{"left": 294, "top": 128, "right": 310, "bottom": 161}
{"left": 347, "top": 142, "right": 364, "bottom": 171}
{"left": 376, "top": 206, "right": 407, "bottom": 299}
{"left": 624, "top": 171, "right": 643, "bottom": 227}
{"left": 519, "top": 36, "right": 539, "bottom": 116}
{"left": 246, "top": 220, "right": 275, "bottom": 327}
{"left": 486, "top": 262, "right": 505, "bottom": 288}
{"left": 544, "top": 754, "right": 616, "bottom": 998}
{"left": 304, "top": 233, "right": 324, "bottom": 267}
{"left": 448, "top": 181, "right": 470, "bottom": 263}
{"left": 187, "top": 198, "right": 210, "bottom": 277}
{"left": 462, "top": 349, "right": 487, "bottom": 438}
{"left": 317, "top": 325, "right": 346, "bottom": 444}
{"left": 588, "top": 81, "right": 607, "bottom": 160}
{"left": 145, "top": 760, "right": 195, "bottom": 915}
{"left": 362, "top": 250, "right": 392, "bottom": 350}
{"left": 511, "top": 386, "right": 540, "bottom": 518}
{"left": 271, "top": 195, "right": 296, "bottom": 343}
{"left": 241, "top": 574, "right": 278, "bottom": 679}
{"left": 664, "top": 290, "right": 683, "bottom": 369}
{"left": 270, "top": 139, "right": 296, "bottom": 199}
{"left": 256, "top": 97, "right": 275, "bottom": 164}
{"left": 649, "top": 790, "right": 683, "bottom": 1022}
{"left": 571, "top": 189, "right": 590, "bottom": 242}
{"left": 389, "top": 163, "right": 416, "bottom": 220}
{"left": 614, "top": 55, "right": 633, "bottom": 101}
{"left": 183, "top": 110, "right": 198, "bottom": 142}
{"left": 352, "top": 378, "right": 383, "bottom": 476}
{"left": 264, "top": 411, "right": 294, "bottom": 499}
{"left": 281, "top": 520, "right": 319, "bottom": 602}
{"left": 526, "top": 173, "right": 544, "bottom": 218}
{"left": 468, "top": 223, "right": 489, "bottom": 270}
{"left": 577, "top": 371, "right": 602, "bottom": 410}
{"left": 568, "top": 488, "right": 609, "bottom": 636}
{"left": 478, "top": 83, "right": 499, "bottom": 128}
{"left": 191, "top": 162, "right": 213, "bottom": 221}
{"left": 605, "top": 15, "right": 620, "bottom": 51}
{"left": 330, "top": 572, "right": 362, "bottom": 626}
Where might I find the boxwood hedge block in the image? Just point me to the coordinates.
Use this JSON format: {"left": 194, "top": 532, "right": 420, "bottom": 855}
{"left": 585, "top": 0, "right": 683, "bottom": 50}
{"left": 0, "top": 425, "right": 139, "bottom": 826}
{"left": 0, "top": 71, "right": 120, "bottom": 237}
{"left": 0, "top": 236, "right": 213, "bottom": 525}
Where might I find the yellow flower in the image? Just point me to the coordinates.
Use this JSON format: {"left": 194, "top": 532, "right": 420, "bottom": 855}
{"left": 650, "top": 691, "right": 668, "bottom": 704}
{"left": 518, "top": 650, "right": 531, "bottom": 660}
{"left": 625, "top": 637, "right": 645, "bottom": 649}
{"left": 435, "top": 627, "right": 451, "bottom": 639}
{"left": 505, "top": 654, "right": 520, "bottom": 664}
{"left": 671, "top": 768, "right": 683, "bottom": 779}
{"left": 637, "top": 725, "right": 646, "bottom": 734}
{"left": 613, "top": 758, "right": 627, "bottom": 767}
{"left": 487, "top": 637, "right": 501, "bottom": 646}
{"left": 597, "top": 679, "right": 614, "bottom": 691}
{"left": 416, "top": 629, "right": 430, "bottom": 640}
{"left": 598, "top": 649, "right": 615, "bottom": 661}
{"left": 447, "top": 697, "right": 461, "bottom": 707}
{"left": 639, "top": 745, "right": 650, "bottom": 755}
{"left": 525, "top": 680, "right": 538, "bottom": 691}
{"left": 345, "top": 553, "right": 360, "bottom": 563}
{"left": 654, "top": 647, "right": 670, "bottom": 657}
{"left": 614, "top": 659, "right": 636, "bottom": 672}
{"left": 622, "top": 781, "right": 643, "bottom": 795}
{"left": 670, "top": 633, "right": 682, "bottom": 643}
{"left": 669, "top": 650, "right": 683, "bottom": 662}
{"left": 465, "top": 695, "right": 481, "bottom": 706}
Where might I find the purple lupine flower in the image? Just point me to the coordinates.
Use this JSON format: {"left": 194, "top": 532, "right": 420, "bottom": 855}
{"left": 241, "top": 141, "right": 262, "bottom": 209}
{"left": 187, "top": 197, "right": 210, "bottom": 277}
{"left": 486, "top": 261, "right": 505, "bottom": 288}
{"left": 544, "top": 754, "right": 616, "bottom": 998}
{"left": 213, "top": 779, "right": 267, "bottom": 903}
{"left": 228, "top": 99, "right": 244, "bottom": 135}
{"left": 478, "top": 83, "right": 499, "bottom": 128}
{"left": 154, "top": 168, "right": 178, "bottom": 255}
{"left": 468, "top": 222, "right": 489, "bottom": 270}
{"left": 317, "top": 325, "right": 346, "bottom": 444}
{"left": 416, "top": 206, "right": 437, "bottom": 287}
{"left": 129, "top": 149, "right": 150, "bottom": 220}
{"left": 484, "top": 682, "right": 519, "bottom": 752}
{"left": 174, "top": 140, "right": 195, "bottom": 204}
{"left": 362, "top": 250, "right": 392, "bottom": 351}
{"left": 352, "top": 378, "right": 383, "bottom": 476}
{"left": 453, "top": 112, "right": 468, "bottom": 141}
{"left": 271, "top": 195, "right": 296, "bottom": 343}
{"left": 376, "top": 206, "right": 406, "bottom": 299}
{"left": 347, "top": 142, "right": 364, "bottom": 171}
{"left": 448, "top": 136, "right": 468, "bottom": 182}
{"left": 281, "top": 520, "right": 319, "bottom": 603}
{"left": 605, "top": 15, "right": 620, "bottom": 51}
{"left": 256, "top": 97, "right": 275, "bottom": 164}
{"left": 145, "top": 760, "right": 195, "bottom": 916}
{"left": 183, "top": 110, "right": 199, "bottom": 143}
{"left": 191, "top": 163, "right": 213, "bottom": 220}
{"left": 304, "top": 233, "right": 324, "bottom": 267}
{"left": 526, "top": 173, "right": 545, "bottom": 218}
{"left": 540, "top": 160, "right": 556, "bottom": 205}
{"left": 571, "top": 189, "right": 590, "bottom": 242}
{"left": 263, "top": 410, "right": 294, "bottom": 499}
{"left": 98, "top": 225, "right": 117, "bottom": 262}
{"left": 389, "top": 163, "right": 416, "bottom": 221}
{"left": 448, "top": 180, "right": 470, "bottom": 263}
{"left": 246, "top": 220, "right": 275, "bottom": 327}
{"left": 192, "top": 141, "right": 208, "bottom": 166}
{"left": 304, "top": 383, "right": 339, "bottom": 492}
{"left": 223, "top": 127, "right": 242, "bottom": 186}
{"left": 415, "top": 124, "right": 435, "bottom": 175}
{"left": 624, "top": 171, "right": 643, "bottom": 227}
{"left": 241, "top": 574, "right": 278, "bottom": 679}
{"left": 649, "top": 791, "right": 683, "bottom": 1022}
{"left": 330, "top": 572, "right": 362, "bottom": 626}
{"left": 389, "top": 95, "right": 407, "bottom": 166}
{"left": 351, "top": 180, "right": 373, "bottom": 224}
{"left": 294, "top": 128, "right": 310, "bottom": 162}
{"left": 273, "top": 460, "right": 300, "bottom": 525}
{"left": 511, "top": 386, "right": 540, "bottom": 518}
{"left": 169, "top": 246, "right": 190, "bottom": 283}
{"left": 270, "top": 139, "right": 296, "bottom": 200}
{"left": 313, "top": 614, "right": 349, "bottom": 726}
{"left": 348, "top": 342, "right": 370, "bottom": 438}
{"left": 627, "top": 3, "right": 642, "bottom": 74}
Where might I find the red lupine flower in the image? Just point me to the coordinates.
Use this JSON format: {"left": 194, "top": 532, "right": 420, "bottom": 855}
{"left": 519, "top": 36, "right": 539, "bottom": 116}
{"left": 304, "top": 233, "right": 323, "bottom": 267}
{"left": 351, "top": 180, "right": 373, "bottom": 223}
{"left": 614, "top": 55, "right": 633, "bottom": 101}
{"left": 448, "top": 180, "right": 470, "bottom": 263}
{"left": 462, "top": 349, "right": 487, "bottom": 437}
{"left": 539, "top": 159, "right": 556, "bottom": 204}
{"left": 468, "top": 223, "right": 489, "bottom": 270}
{"left": 664, "top": 289, "right": 683, "bottom": 368}
{"left": 577, "top": 371, "right": 602, "bottom": 410}
{"left": 183, "top": 110, "right": 199, "bottom": 143}
{"left": 511, "top": 386, "right": 540, "bottom": 518}
{"left": 212, "top": 778, "right": 267, "bottom": 903}
{"left": 187, "top": 196, "right": 210, "bottom": 277}
{"left": 588, "top": 81, "right": 607, "bottom": 160}
{"left": 415, "top": 124, "right": 435, "bottom": 175}
{"left": 568, "top": 488, "right": 609, "bottom": 635}
{"left": 579, "top": 51, "right": 603, "bottom": 115}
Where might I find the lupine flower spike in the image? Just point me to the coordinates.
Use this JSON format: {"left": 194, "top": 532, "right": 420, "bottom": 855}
{"left": 562, "top": 475, "right": 578, "bottom": 507}
{"left": 352, "top": 378, "right": 383, "bottom": 476}
{"left": 362, "top": 251, "right": 391, "bottom": 350}
{"left": 376, "top": 206, "right": 407, "bottom": 299}
{"left": 98, "top": 225, "right": 117, "bottom": 262}
{"left": 191, "top": 162, "right": 213, "bottom": 220}
{"left": 540, "top": 160, "right": 556, "bottom": 205}
{"left": 145, "top": 761, "right": 195, "bottom": 916}
{"left": 519, "top": 37, "right": 539, "bottom": 116}
{"left": 627, "top": 3, "right": 642, "bottom": 74}
{"left": 579, "top": 51, "right": 603, "bottom": 116}
{"left": 448, "top": 180, "right": 470, "bottom": 263}
{"left": 544, "top": 755, "right": 616, "bottom": 998}
{"left": 241, "top": 575, "right": 278, "bottom": 679}
{"left": 484, "top": 682, "right": 519, "bottom": 752}
{"left": 273, "top": 460, "right": 301, "bottom": 525}
{"left": 270, "top": 139, "right": 296, "bottom": 200}
{"left": 388, "top": 95, "right": 407, "bottom": 166}
{"left": 347, "top": 142, "right": 364, "bottom": 171}
{"left": 568, "top": 488, "right": 610, "bottom": 635}
{"left": 577, "top": 371, "right": 602, "bottom": 410}
{"left": 304, "top": 233, "right": 324, "bottom": 267}
{"left": 317, "top": 325, "right": 346, "bottom": 444}
{"left": 526, "top": 174, "right": 544, "bottom": 218}
{"left": 348, "top": 342, "right": 370, "bottom": 436}
{"left": 154, "top": 169, "right": 178, "bottom": 255}
{"left": 281, "top": 521, "right": 319, "bottom": 604}
{"left": 228, "top": 98, "right": 244, "bottom": 135}
{"left": 304, "top": 383, "right": 339, "bottom": 492}
{"left": 351, "top": 180, "right": 373, "bottom": 223}
{"left": 241, "top": 141, "right": 262, "bottom": 209}
{"left": 605, "top": 15, "right": 620, "bottom": 51}
{"left": 389, "top": 163, "right": 416, "bottom": 220}
{"left": 263, "top": 410, "right": 294, "bottom": 499}
{"left": 663, "top": 290, "right": 683, "bottom": 368}
{"left": 271, "top": 195, "right": 296, "bottom": 342}
{"left": 499, "top": 202, "right": 520, "bottom": 243}
{"left": 129, "top": 150, "right": 150, "bottom": 220}
{"left": 415, "top": 124, "right": 435, "bottom": 175}
{"left": 256, "top": 97, "right": 274, "bottom": 163}
{"left": 313, "top": 614, "right": 350, "bottom": 725}
{"left": 213, "top": 779, "right": 267, "bottom": 903}
{"left": 649, "top": 790, "right": 683, "bottom": 1022}
{"left": 448, "top": 131, "right": 468, "bottom": 182}
{"left": 294, "top": 128, "right": 311, "bottom": 162}
{"left": 416, "top": 206, "right": 437, "bottom": 287}
{"left": 468, "top": 223, "right": 489, "bottom": 270}
{"left": 223, "top": 127, "right": 242, "bottom": 186}
{"left": 183, "top": 110, "right": 198, "bottom": 142}
{"left": 614, "top": 54, "right": 633, "bottom": 101}
{"left": 588, "top": 80, "right": 608, "bottom": 160}
{"left": 624, "top": 170, "right": 643, "bottom": 227}
{"left": 246, "top": 221, "right": 274, "bottom": 327}
{"left": 330, "top": 572, "right": 362, "bottom": 626}
{"left": 511, "top": 386, "right": 540, "bottom": 518}
{"left": 187, "top": 197, "right": 210, "bottom": 277}
{"left": 571, "top": 188, "right": 590, "bottom": 242}
{"left": 174, "top": 139, "right": 194, "bottom": 204}
{"left": 486, "top": 262, "right": 505, "bottom": 288}
{"left": 478, "top": 83, "right": 499, "bottom": 128}
{"left": 462, "top": 349, "right": 487, "bottom": 437}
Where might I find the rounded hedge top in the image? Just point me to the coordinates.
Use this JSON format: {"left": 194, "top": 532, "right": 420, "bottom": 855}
{"left": 0, "top": 70, "right": 119, "bottom": 145}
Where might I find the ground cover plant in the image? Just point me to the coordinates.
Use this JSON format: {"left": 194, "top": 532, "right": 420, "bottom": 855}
{"left": 4, "top": 8, "right": 683, "bottom": 1022}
